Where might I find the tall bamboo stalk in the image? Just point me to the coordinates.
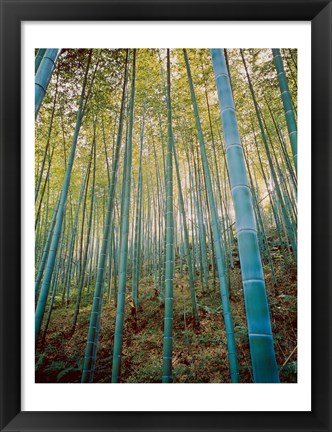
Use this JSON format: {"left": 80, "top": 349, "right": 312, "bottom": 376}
{"left": 82, "top": 50, "right": 129, "bottom": 383}
{"left": 211, "top": 48, "right": 279, "bottom": 383}
{"left": 162, "top": 49, "right": 175, "bottom": 383}
{"left": 111, "top": 49, "right": 137, "bottom": 383}
{"left": 272, "top": 49, "right": 297, "bottom": 173}
{"left": 184, "top": 49, "right": 239, "bottom": 382}
{"left": 35, "top": 50, "right": 92, "bottom": 342}
{"left": 35, "top": 48, "right": 46, "bottom": 74}
{"left": 35, "top": 49, "right": 60, "bottom": 118}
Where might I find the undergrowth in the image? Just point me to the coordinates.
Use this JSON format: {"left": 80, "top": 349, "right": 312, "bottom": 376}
{"left": 35, "top": 251, "right": 297, "bottom": 384}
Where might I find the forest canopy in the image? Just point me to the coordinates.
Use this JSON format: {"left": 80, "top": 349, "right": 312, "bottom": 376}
{"left": 35, "top": 48, "right": 297, "bottom": 384}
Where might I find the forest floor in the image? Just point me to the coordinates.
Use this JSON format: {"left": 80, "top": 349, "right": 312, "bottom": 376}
{"left": 35, "top": 249, "right": 297, "bottom": 384}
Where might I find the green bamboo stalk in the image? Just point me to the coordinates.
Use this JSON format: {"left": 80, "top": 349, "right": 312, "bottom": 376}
{"left": 162, "top": 49, "right": 175, "bottom": 383}
{"left": 173, "top": 141, "right": 199, "bottom": 322}
{"left": 243, "top": 144, "right": 277, "bottom": 286}
{"left": 192, "top": 145, "right": 209, "bottom": 292}
{"left": 35, "top": 49, "right": 46, "bottom": 74}
{"left": 261, "top": 111, "right": 297, "bottom": 226}
{"left": 82, "top": 49, "right": 129, "bottom": 383}
{"left": 35, "top": 71, "right": 59, "bottom": 203}
{"left": 241, "top": 50, "right": 297, "bottom": 259}
{"left": 211, "top": 48, "right": 279, "bottom": 383}
{"left": 249, "top": 115, "right": 289, "bottom": 268}
{"left": 132, "top": 101, "right": 146, "bottom": 308}
{"left": 36, "top": 178, "right": 51, "bottom": 267}
{"left": 272, "top": 49, "right": 297, "bottom": 172}
{"left": 71, "top": 128, "right": 96, "bottom": 332}
{"left": 35, "top": 49, "right": 60, "bottom": 118}
{"left": 111, "top": 49, "right": 137, "bottom": 383}
{"left": 63, "top": 172, "right": 88, "bottom": 305}
{"left": 35, "top": 50, "right": 92, "bottom": 342}
{"left": 41, "top": 220, "right": 66, "bottom": 344}
{"left": 35, "top": 197, "right": 60, "bottom": 297}
{"left": 35, "top": 143, "right": 56, "bottom": 230}
{"left": 184, "top": 49, "right": 239, "bottom": 382}
{"left": 264, "top": 96, "right": 297, "bottom": 191}
{"left": 151, "top": 135, "right": 164, "bottom": 295}
{"left": 282, "top": 49, "right": 298, "bottom": 92}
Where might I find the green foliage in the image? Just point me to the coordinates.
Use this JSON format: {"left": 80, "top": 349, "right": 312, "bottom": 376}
{"left": 280, "top": 361, "right": 297, "bottom": 382}
{"left": 35, "top": 353, "right": 46, "bottom": 371}
{"left": 56, "top": 359, "right": 83, "bottom": 382}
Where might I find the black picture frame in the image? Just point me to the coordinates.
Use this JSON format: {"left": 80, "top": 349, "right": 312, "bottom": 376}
{"left": 1, "top": 1, "right": 331, "bottom": 431}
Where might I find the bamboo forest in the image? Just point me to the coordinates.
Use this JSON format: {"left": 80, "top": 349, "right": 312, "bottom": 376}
{"left": 35, "top": 48, "right": 297, "bottom": 384}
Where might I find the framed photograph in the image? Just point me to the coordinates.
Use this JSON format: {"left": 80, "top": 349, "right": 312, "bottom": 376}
{"left": 1, "top": 1, "right": 331, "bottom": 431}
